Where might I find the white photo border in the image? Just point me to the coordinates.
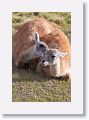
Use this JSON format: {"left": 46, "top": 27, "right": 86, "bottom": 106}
{"left": 0, "top": 0, "right": 83, "bottom": 114}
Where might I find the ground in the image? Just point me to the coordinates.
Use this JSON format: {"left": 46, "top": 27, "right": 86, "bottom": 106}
{"left": 12, "top": 12, "right": 71, "bottom": 102}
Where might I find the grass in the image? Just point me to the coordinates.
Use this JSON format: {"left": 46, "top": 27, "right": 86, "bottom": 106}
{"left": 12, "top": 12, "right": 71, "bottom": 102}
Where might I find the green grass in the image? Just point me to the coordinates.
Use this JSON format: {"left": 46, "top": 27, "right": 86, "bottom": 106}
{"left": 12, "top": 12, "right": 71, "bottom": 102}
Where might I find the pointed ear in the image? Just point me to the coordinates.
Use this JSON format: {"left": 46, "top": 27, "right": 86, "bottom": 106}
{"left": 58, "top": 51, "right": 68, "bottom": 57}
{"left": 34, "top": 32, "right": 40, "bottom": 44}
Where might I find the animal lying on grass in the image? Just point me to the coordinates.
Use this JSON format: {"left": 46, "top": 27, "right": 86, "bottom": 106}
{"left": 13, "top": 18, "right": 71, "bottom": 78}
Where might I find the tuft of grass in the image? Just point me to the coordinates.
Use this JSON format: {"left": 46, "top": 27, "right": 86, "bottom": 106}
{"left": 12, "top": 12, "right": 71, "bottom": 102}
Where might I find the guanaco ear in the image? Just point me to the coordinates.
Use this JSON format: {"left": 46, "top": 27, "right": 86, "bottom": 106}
{"left": 58, "top": 51, "right": 68, "bottom": 57}
{"left": 34, "top": 32, "right": 40, "bottom": 44}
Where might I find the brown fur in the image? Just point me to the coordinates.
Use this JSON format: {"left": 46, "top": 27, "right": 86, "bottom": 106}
{"left": 38, "top": 30, "right": 71, "bottom": 77}
{"left": 13, "top": 18, "right": 71, "bottom": 77}
{"left": 13, "top": 18, "right": 58, "bottom": 66}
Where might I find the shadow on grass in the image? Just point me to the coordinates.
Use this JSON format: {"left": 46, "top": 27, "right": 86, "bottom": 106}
{"left": 12, "top": 64, "right": 70, "bottom": 83}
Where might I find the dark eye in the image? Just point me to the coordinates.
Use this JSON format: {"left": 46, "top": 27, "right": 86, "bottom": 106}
{"left": 39, "top": 44, "right": 44, "bottom": 47}
{"left": 51, "top": 55, "right": 55, "bottom": 59}
{"left": 42, "top": 60, "right": 45, "bottom": 63}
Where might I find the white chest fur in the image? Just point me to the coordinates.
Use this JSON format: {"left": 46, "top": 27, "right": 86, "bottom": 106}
{"left": 50, "top": 58, "right": 60, "bottom": 77}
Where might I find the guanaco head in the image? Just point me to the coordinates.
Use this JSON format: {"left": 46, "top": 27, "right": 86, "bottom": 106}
{"left": 34, "top": 32, "right": 48, "bottom": 57}
{"left": 41, "top": 49, "right": 68, "bottom": 66}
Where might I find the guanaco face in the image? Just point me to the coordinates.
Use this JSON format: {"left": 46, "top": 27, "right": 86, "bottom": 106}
{"left": 41, "top": 49, "right": 68, "bottom": 66}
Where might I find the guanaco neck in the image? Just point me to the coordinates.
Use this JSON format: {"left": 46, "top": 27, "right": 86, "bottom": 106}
{"left": 21, "top": 45, "right": 38, "bottom": 62}
{"left": 50, "top": 58, "right": 60, "bottom": 77}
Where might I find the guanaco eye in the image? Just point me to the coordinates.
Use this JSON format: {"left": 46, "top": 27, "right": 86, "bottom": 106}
{"left": 39, "top": 44, "right": 44, "bottom": 47}
{"left": 51, "top": 55, "right": 56, "bottom": 59}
